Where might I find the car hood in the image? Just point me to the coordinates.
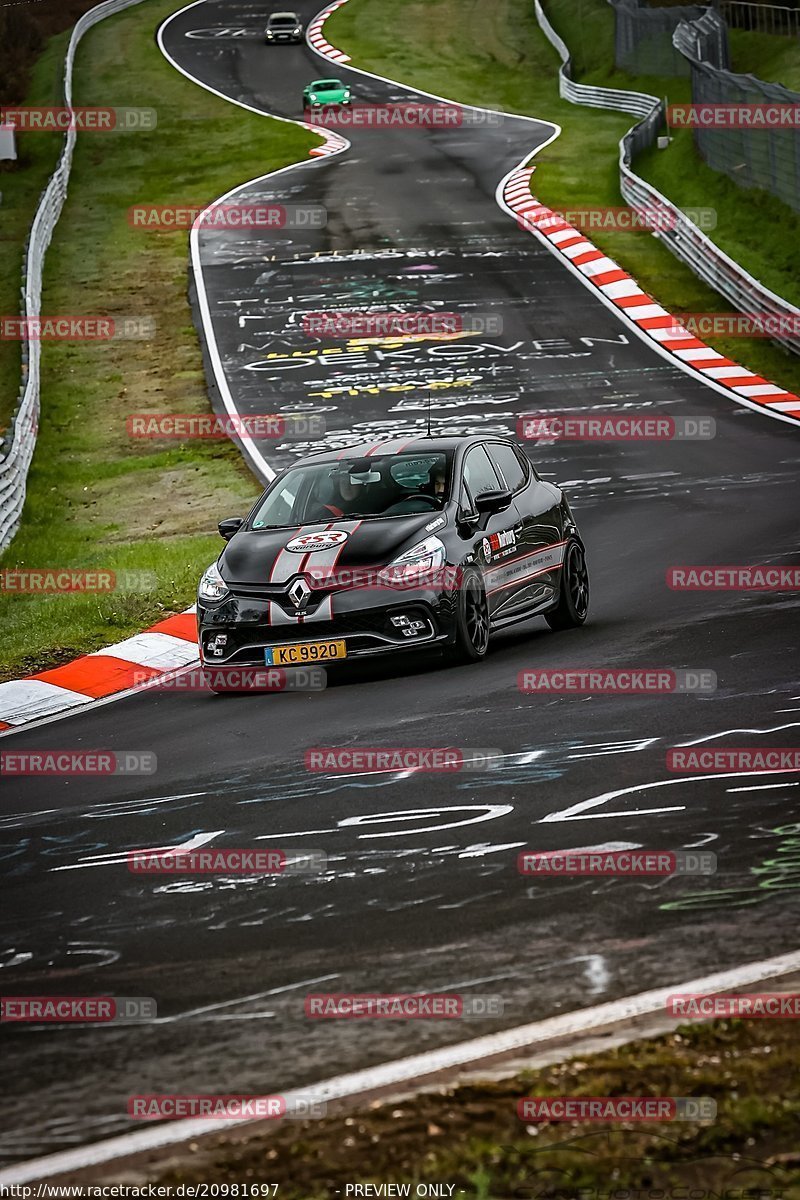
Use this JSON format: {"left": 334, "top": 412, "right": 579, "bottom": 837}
{"left": 219, "top": 513, "right": 447, "bottom": 585}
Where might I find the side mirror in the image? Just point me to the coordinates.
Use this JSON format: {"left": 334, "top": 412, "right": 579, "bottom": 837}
{"left": 218, "top": 516, "right": 244, "bottom": 541}
{"left": 475, "top": 489, "right": 512, "bottom": 515}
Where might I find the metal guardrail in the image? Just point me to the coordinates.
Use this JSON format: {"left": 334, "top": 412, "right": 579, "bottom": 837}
{"left": 533, "top": 0, "right": 800, "bottom": 357}
{"left": 534, "top": 0, "right": 657, "bottom": 115}
{"left": 0, "top": 0, "right": 147, "bottom": 551}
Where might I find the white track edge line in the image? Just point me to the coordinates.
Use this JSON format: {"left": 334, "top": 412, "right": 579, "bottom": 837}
{"left": 2, "top": 948, "right": 799, "bottom": 1184}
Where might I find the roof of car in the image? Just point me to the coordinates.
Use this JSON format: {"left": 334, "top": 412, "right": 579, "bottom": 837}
{"left": 298, "top": 435, "right": 506, "bottom": 466}
{"left": 269, "top": 11, "right": 298, "bottom": 18}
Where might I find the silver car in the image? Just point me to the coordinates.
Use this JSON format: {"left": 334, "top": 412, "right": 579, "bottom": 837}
{"left": 265, "top": 10, "right": 304, "bottom": 42}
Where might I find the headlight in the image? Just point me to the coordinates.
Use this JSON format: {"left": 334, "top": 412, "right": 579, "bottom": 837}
{"left": 378, "top": 536, "right": 446, "bottom": 589}
{"left": 198, "top": 561, "right": 229, "bottom": 603}
{"left": 309, "top": 93, "right": 317, "bottom": 101}
{"left": 266, "top": 30, "right": 274, "bottom": 37}
{"left": 293, "top": 25, "right": 302, "bottom": 34}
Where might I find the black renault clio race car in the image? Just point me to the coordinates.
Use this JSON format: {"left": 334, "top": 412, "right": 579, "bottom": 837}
{"left": 197, "top": 435, "right": 588, "bottom": 677}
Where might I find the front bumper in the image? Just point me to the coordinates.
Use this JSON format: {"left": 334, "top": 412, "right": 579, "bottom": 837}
{"left": 197, "top": 585, "right": 456, "bottom": 666}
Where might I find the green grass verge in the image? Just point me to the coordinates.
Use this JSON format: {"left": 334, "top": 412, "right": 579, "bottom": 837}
{"left": 326, "top": 0, "right": 800, "bottom": 394}
{"left": 730, "top": 28, "right": 800, "bottom": 92}
{"left": 0, "top": 0, "right": 317, "bottom": 682}
{"left": 153, "top": 1016, "right": 800, "bottom": 1195}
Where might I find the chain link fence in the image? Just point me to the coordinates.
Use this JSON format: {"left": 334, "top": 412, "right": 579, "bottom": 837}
{"left": 712, "top": 1, "right": 800, "bottom": 37}
{"left": 609, "top": 0, "right": 728, "bottom": 76}
{"left": 673, "top": 15, "right": 800, "bottom": 212}
{"left": 0, "top": 0, "right": 146, "bottom": 552}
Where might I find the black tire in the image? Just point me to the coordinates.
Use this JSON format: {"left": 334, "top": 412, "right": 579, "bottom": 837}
{"left": 447, "top": 567, "right": 490, "bottom": 663}
{"left": 545, "top": 539, "right": 589, "bottom": 631}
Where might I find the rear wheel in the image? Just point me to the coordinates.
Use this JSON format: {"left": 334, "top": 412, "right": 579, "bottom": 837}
{"left": 448, "top": 567, "right": 490, "bottom": 663}
{"left": 545, "top": 540, "right": 589, "bottom": 630}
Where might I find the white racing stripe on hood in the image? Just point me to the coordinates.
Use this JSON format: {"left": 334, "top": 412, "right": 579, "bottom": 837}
{"left": 268, "top": 525, "right": 361, "bottom": 624}
{"left": 269, "top": 526, "right": 329, "bottom": 585}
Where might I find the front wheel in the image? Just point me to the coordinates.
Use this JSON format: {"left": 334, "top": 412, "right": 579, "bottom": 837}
{"left": 545, "top": 540, "right": 589, "bottom": 630}
{"left": 447, "top": 567, "right": 490, "bottom": 663}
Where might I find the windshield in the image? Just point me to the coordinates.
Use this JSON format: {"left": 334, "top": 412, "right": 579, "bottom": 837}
{"left": 269, "top": 15, "right": 297, "bottom": 24}
{"left": 316, "top": 81, "right": 344, "bottom": 91}
{"left": 250, "top": 451, "right": 452, "bottom": 528}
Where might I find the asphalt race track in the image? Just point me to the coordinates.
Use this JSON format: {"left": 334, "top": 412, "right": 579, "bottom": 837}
{"left": 1, "top": 0, "right": 799, "bottom": 1167}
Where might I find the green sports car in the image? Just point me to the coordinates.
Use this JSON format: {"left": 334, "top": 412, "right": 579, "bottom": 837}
{"left": 303, "top": 78, "right": 352, "bottom": 109}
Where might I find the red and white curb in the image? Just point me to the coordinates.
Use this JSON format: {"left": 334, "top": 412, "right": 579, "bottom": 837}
{"left": 306, "top": 0, "right": 351, "bottom": 64}
{"left": 0, "top": 610, "right": 198, "bottom": 732}
{"left": 501, "top": 167, "right": 800, "bottom": 427}
{"left": 308, "top": 126, "right": 349, "bottom": 157}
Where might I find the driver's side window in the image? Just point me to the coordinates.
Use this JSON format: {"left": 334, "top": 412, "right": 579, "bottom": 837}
{"left": 461, "top": 446, "right": 502, "bottom": 513}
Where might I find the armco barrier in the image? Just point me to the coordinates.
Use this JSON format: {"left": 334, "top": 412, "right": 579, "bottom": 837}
{"left": 533, "top": 0, "right": 800, "bottom": 357}
{"left": 0, "top": 0, "right": 147, "bottom": 552}
{"left": 534, "top": 0, "right": 656, "bottom": 117}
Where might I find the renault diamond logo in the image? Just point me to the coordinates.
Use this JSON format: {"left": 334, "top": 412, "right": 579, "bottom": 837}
{"left": 288, "top": 577, "right": 312, "bottom": 610}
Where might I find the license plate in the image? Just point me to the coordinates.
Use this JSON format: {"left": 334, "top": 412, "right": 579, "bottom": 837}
{"left": 265, "top": 639, "right": 347, "bottom": 666}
